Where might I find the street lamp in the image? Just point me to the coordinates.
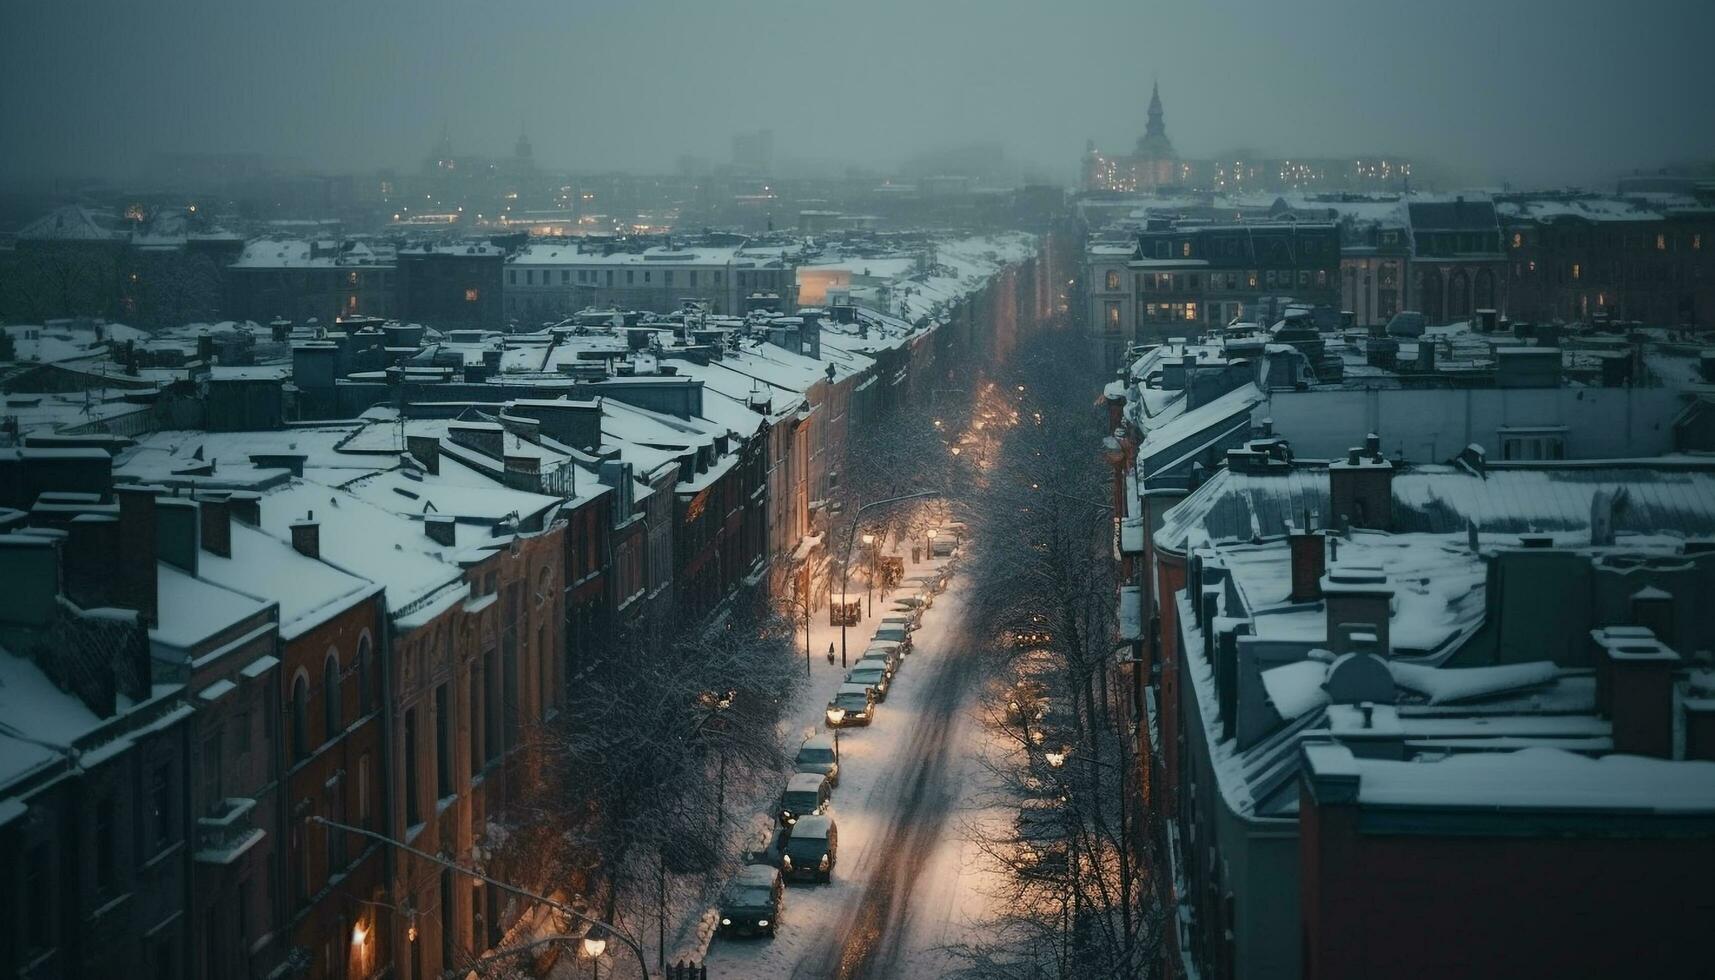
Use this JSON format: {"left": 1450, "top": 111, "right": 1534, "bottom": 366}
{"left": 307, "top": 816, "right": 652, "bottom": 980}
{"left": 839, "top": 491, "right": 937, "bottom": 667}
{"left": 582, "top": 925, "right": 609, "bottom": 959}
{"left": 860, "top": 533, "right": 876, "bottom": 615}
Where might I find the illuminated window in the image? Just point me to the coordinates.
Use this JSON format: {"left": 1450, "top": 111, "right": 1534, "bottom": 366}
{"left": 1528, "top": 260, "right": 1537, "bottom": 273}
{"left": 1184, "top": 302, "right": 1198, "bottom": 321}
{"left": 1511, "top": 232, "right": 1522, "bottom": 249}
{"left": 1105, "top": 270, "right": 1120, "bottom": 291}
{"left": 1181, "top": 241, "right": 1192, "bottom": 258}
{"left": 1695, "top": 234, "right": 1703, "bottom": 251}
{"left": 1104, "top": 302, "right": 1121, "bottom": 332}
{"left": 1656, "top": 234, "right": 1667, "bottom": 251}
{"left": 465, "top": 287, "right": 479, "bottom": 302}
{"left": 1571, "top": 263, "right": 1581, "bottom": 280}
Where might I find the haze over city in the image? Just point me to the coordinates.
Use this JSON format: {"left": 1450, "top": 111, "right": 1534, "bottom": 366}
{"left": 3, "top": 0, "right": 1714, "bottom": 186}
{"left": 2, "top": 3, "right": 1714, "bottom": 980}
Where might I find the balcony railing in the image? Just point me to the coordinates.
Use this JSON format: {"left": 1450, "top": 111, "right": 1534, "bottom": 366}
{"left": 195, "top": 796, "right": 264, "bottom": 865}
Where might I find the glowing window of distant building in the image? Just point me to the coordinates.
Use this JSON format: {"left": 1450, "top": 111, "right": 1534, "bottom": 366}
{"left": 1572, "top": 263, "right": 1581, "bottom": 280}
{"left": 1105, "top": 270, "right": 1120, "bottom": 291}
{"left": 1184, "top": 303, "right": 1198, "bottom": 321}
{"left": 1511, "top": 232, "right": 1522, "bottom": 249}
{"left": 1181, "top": 241, "right": 1192, "bottom": 257}
{"left": 1656, "top": 234, "right": 1667, "bottom": 251}
{"left": 465, "top": 287, "right": 479, "bottom": 302}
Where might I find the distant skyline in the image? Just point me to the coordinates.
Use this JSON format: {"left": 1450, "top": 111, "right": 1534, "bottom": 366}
{"left": 3, "top": 0, "right": 1713, "bottom": 189}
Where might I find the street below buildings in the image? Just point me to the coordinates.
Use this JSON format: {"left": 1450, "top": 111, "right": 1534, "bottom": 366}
{"left": 699, "top": 565, "right": 1009, "bottom": 980}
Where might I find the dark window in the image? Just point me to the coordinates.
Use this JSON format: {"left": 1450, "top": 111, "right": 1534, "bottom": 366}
{"left": 292, "top": 675, "right": 309, "bottom": 761}
{"left": 561, "top": 270, "right": 570, "bottom": 284}
{"left": 435, "top": 683, "right": 452, "bottom": 799}
{"left": 149, "top": 763, "right": 172, "bottom": 850}
{"left": 201, "top": 731, "right": 222, "bottom": 811}
{"left": 94, "top": 797, "right": 116, "bottom": 891}
{"left": 484, "top": 650, "right": 500, "bottom": 764}
{"left": 357, "top": 636, "right": 373, "bottom": 714}
{"left": 323, "top": 653, "right": 341, "bottom": 739}
{"left": 25, "top": 843, "right": 51, "bottom": 951}
{"left": 327, "top": 777, "right": 345, "bottom": 874}
{"left": 404, "top": 707, "right": 421, "bottom": 825}
{"left": 234, "top": 710, "right": 251, "bottom": 757}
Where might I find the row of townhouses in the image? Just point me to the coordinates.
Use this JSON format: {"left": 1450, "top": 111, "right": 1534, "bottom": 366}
{"left": 0, "top": 229, "right": 1069, "bottom": 980}
{"left": 1100, "top": 301, "right": 1715, "bottom": 979}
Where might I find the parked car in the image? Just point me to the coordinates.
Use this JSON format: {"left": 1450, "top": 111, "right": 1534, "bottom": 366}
{"left": 892, "top": 593, "right": 930, "bottom": 612}
{"left": 1015, "top": 797, "right": 1070, "bottom": 881}
{"left": 779, "top": 771, "right": 832, "bottom": 827}
{"left": 873, "top": 623, "right": 913, "bottom": 654}
{"left": 718, "top": 864, "right": 784, "bottom": 938}
{"left": 885, "top": 602, "right": 923, "bottom": 628}
{"left": 826, "top": 683, "right": 875, "bottom": 727}
{"left": 794, "top": 733, "right": 840, "bottom": 787}
{"left": 855, "top": 650, "right": 895, "bottom": 678}
{"left": 864, "top": 640, "right": 903, "bottom": 673}
{"left": 781, "top": 814, "right": 838, "bottom": 884}
{"left": 847, "top": 662, "right": 891, "bottom": 701}
{"left": 880, "top": 612, "right": 919, "bottom": 633}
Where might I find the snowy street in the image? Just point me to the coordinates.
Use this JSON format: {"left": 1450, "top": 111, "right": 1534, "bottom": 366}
{"left": 700, "top": 559, "right": 1007, "bottom": 979}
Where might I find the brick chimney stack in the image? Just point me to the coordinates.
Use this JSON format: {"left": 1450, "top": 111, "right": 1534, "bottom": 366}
{"left": 114, "top": 485, "right": 159, "bottom": 624}
{"left": 1605, "top": 634, "right": 1680, "bottom": 758}
{"left": 198, "top": 493, "right": 232, "bottom": 558}
{"left": 1288, "top": 514, "right": 1326, "bottom": 603}
{"left": 290, "top": 512, "right": 321, "bottom": 560}
{"left": 1329, "top": 433, "right": 1393, "bottom": 531}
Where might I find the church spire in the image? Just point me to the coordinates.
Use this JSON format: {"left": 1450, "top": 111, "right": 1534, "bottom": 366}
{"left": 1136, "top": 78, "right": 1176, "bottom": 160}
{"left": 1145, "top": 78, "right": 1166, "bottom": 140}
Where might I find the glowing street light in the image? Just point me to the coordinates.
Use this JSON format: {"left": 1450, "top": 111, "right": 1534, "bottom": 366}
{"left": 582, "top": 925, "right": 609, "bottom": 959}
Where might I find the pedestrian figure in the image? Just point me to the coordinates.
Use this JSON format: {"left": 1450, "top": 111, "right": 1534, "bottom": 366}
{"left": 826, "top": 643, "right": 836, "bottom": 665}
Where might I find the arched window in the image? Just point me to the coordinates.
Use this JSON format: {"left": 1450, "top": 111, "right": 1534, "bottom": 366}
{"left": 1474, "top": 268, "right": 1496, "bottom": 310}
{"left": 1104, "top": 269, "right": 1120, "bottom": 292}
{"left": 323, "top": 652, "right": 341, "bottom": 741}
{"left": 356, "top": 634, "right": 373, "bottom": 714}
{"left": 291, "top": 673, "right": 310, "bottom": 762}
{"left": 1447, "top": 269, "right": 1471, "bottom": 320}
{"left": 1418, "top": 268, "right": 1444, "bottom": 324}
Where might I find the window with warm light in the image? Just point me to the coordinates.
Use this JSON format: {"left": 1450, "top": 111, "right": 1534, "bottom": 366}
{"left": 1511, "top": 232, "right": 1522, "bottom": 249}
{"left": 1657, "top": 234, "right": 1667, "bottom": 251}
{"left": 1105, "top": 269, "right": 1120, "bottom": 291}
{"left": 1572, "top": 263, "right": 1581, "bottom": 280}
{"left": 465, "top": 287, "right": 479, "bottom": 302}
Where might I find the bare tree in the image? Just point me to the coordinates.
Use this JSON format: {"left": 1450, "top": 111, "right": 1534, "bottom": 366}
{"left": 498, "top": 589, "right": 800, "bottom": 974}
{"left": 947, "top": 328, "right": 1166, "bottom": 978}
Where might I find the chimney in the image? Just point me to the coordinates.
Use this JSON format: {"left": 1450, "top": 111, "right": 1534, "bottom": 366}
{"left": 1685, "top": 701, "right": 1715, "bottom": 763}
{"left": 0, "top": 534, "right": 62, "bottom": 627}
{"left": 63, "top": 513, "right": 119, "bottom": 609}
{"left": 228, "top": 491, "right": 261, "bottom": 526}
{"left": 290, "top": 512, "right": 320, "bottom": 559}
{"left": 1288, "top": 521, "right": 1326, "bottom": 602}
{"left": 154, "top": 498, "right": 199, "bottom": 576}
{"left": 1606, "top": 636, "right": 1679, "bottom": 758}
{"left": 198, "top": 493, "right": 232, "bottom": 558}
{"left": 115, "top": 485, "right": 159, "bottom": 624}
{"left": 407, "top": 434, "right": 441, "bottom": 475}
{"left": 1322, "top": 564, "right": 1393, "bottom": 655}
{"left": 1329, "top": 441, "right": 1393, "bottom": 531}
{"left": 1630, "top": 586, "right": 1675, "bottom": 648}
{"left": 424, "top": 514, "right": 457, "bottom": 547}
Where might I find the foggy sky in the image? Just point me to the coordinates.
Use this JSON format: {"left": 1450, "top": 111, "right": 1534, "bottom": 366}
{"left": 3, "top": 0, "right": 1712, "bottom": 188}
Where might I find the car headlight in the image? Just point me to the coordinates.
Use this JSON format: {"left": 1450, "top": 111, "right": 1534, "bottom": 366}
{"left": 757, "top": 919, "right": 769, "bottom": 928}
{"left": 819, "top": 853, "right": 830, "bottom": 870}
{"left": 782, "top": 854, "right": 793, "bottom": 869}
{"left": 722, "top": 918, "right": 732, "bottom": 926}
